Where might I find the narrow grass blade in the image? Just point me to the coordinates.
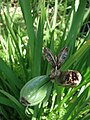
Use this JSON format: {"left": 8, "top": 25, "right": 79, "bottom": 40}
{"left": 0, "top": 90, "right": 28, "bottom": 120}
{"left": 66, "top": 0, "right": 87, "bottom": 53}
{"left": 0, "top": 58, "right": 22, "bottom": 97}
{"left": 32, "top": 1, "right": 45, "bottom": 77}
{"left": 61, "top": 39, "right": 90, "bottom": 71}
{"left": 62, "top": 85, "right": 90, "bottom": 120}
{"left": 19, "top": 0, "right": 35, "bottom": 77}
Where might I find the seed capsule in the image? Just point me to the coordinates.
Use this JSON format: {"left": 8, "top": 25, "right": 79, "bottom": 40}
{"left": 56, "top": 70, "right": 82, "bottom": 87}
{"left": 20, "top": 75, "right": 52, "bottom": 106}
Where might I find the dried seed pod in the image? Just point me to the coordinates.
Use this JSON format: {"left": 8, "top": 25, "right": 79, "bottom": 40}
{"left": 44, "top": 48, "right": 56, "bottom": 68}
{"left": 50, "top": 69, "right": 61, "bottom": 79}
{"left": 57, "top": 47, "right": 68, "bottom": 69}
{"left": 44, "top": 47, "right": 82, "bottom": 87}
{"left": 56, "top": 70, "right": 82, "bottom": 87}
{"left": 44, "top": 47, "right": 68, "bottom": 70}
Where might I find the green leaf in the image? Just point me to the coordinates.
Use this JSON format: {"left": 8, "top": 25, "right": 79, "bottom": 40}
{"left": 0, "top": 58, "right": 22, "bottom": 97}
{"left": 0, "top": 90, "right": 28, "bottom": 120}
{"left": 61, "top": 40, "right": 90, "bottom": 71}
{"left": 62, "top": 85, "right": 90, "bottom": 120}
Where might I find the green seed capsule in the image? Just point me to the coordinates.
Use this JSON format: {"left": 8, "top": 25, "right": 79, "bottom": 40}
{"left": 20, "top": 75, "right": 51, "bottom": 106}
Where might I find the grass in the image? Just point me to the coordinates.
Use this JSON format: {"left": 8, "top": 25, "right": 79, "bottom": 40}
{"left": 0, "top": 0, "right": 90, "bottom": 120}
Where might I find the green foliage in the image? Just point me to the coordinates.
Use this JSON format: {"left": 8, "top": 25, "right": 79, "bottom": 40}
{"left": 0, "top": 0, "right": 90, "bottom": 119}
